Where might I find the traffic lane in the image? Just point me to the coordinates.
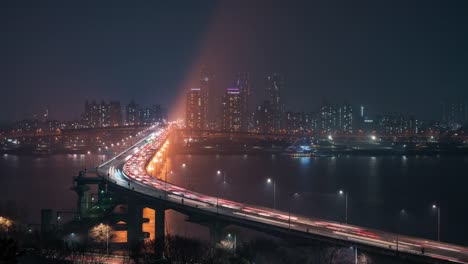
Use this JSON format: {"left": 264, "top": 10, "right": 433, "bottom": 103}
{"left": 103, "top": 128, "right": 468, "bottom": 264}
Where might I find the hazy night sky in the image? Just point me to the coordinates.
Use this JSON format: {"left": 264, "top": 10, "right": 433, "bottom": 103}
{"left": 1, "top": 0, "right": 468, "bottom": 123}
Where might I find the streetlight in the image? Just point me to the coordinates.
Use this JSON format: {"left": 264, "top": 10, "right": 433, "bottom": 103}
{"left": 351, "top": 246, "right": 358, "bottom": 264}
{"left": 289, "top": 192, "right": 300, "bottom": 230}
{"left": 106, "top": 224, "right": 109, "bottom": 255}
{"left": 266, "top": 178, "right": 276, "bottom": 209}
{"left": 227, "top": 233, "right": 237, "bottom": 251}
{"left": 216, "top": 170, "right": 228, "bottom": 214}
{"left": 338, "top": 189, "right": 348, "bottom": 223}
{"left": 396, "top": 209, "right": 406, "bottom": 253}
{"left": 432, "top": 204, "right": 441, "bottom": 241}
{"left": 90, "top": 223, "right": 111, "bottom": 255}
{"left": 217, "top": 170, "right": 227, "bottom": 184}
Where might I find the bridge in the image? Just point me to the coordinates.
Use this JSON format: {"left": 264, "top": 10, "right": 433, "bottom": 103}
{"left": 84, "top": 125, "right": 468, "bottom": 263}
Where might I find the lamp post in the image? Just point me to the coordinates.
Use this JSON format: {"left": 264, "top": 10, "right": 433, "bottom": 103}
{"left": 182, "top": 163, "right": 188, "bottom": 188}
{"left": 338, "top": 189, "right": 348, "bottom": 223}
{"left": 217, "top": 170, "right": 227, "bottom": 185}
{"left": 432, "top": 204, "right": 440, "bottom": 241}
{"left": 216, "top": 170, "right": 228, "bottom": 214}
{"left": 289, "top": 192, "right": 300, "bottom": 231}
{"left": 106, "top": 224, "right": 109, "bottom": 255}
{"left": 397, "top": 209, "right": 406, "bottom": 253}
{"left": 267, "top": 178, "right": 276, "bottom": 210}
{"left": 354, "top": 246, "right": 357, "bottom": 264}
{"left": 227, "top": 233, "right": 237, "bottom": 251}
{"left": 217, "top": 170, "right": 228, "bottom": 197}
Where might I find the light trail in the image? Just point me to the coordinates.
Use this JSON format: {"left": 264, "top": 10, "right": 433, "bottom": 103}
{"left": 98, "top": 125, "right": 468, "bottom": 264}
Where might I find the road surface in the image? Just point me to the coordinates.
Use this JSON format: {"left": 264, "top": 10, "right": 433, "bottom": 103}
{"left": 97, "top": 125, "right": 468, "bottom": 264}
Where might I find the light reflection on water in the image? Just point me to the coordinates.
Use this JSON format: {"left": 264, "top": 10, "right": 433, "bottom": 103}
{"left": 1, "top": 154, "right": 467, "bottom": 245}
{"left": 168, "top": 154, "right": 468, "bottom": 245}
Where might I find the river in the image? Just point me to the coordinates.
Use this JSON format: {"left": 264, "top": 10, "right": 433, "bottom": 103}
{"left": 1, "top": 153, "right": 467, "bottom": 245}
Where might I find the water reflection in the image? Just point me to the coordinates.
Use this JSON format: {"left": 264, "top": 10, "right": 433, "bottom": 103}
{"left": 299, "top": 157, "right": 310, "bottom": 166}
{"left": 1, "top": 153, "right": 467, "bottom": 245}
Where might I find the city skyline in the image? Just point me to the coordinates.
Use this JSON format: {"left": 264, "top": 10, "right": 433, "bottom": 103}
{"left": 2, "top": 0, "right": 468, "bottom": 123}
{"left": 3, "top": 2, "right": 468, "bottom": 262}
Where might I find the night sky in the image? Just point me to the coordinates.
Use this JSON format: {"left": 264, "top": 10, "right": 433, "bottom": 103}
{"left": 1, "top": 0, "right": 468, "bottom": 122}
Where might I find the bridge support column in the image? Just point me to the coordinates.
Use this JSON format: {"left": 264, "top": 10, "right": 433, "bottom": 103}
{"left": 98, "top": 182, "right": 106, "bottom": 200}
{"left": 127, "top": 201, "right": 143, "bottom": 251}
{"left": 209, "top": 223, "right": 223, "bottom": 248}
{"left": 154, "top": 207, "right": 166, "bottom": 258}
{"left": 73, "top": 184, "right": 90, "bottom": 218}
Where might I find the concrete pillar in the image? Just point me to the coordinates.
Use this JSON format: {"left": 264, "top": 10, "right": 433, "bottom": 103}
{"left": 98, "top": 182, "right": 106, "bottom": 200}
{"left": 154, "top": 207, "right": 166, "bottom": 257}
{"left": 209, "top": 223, "right": 222, "bottom": 248}
{"left": 127, "top": 201, "right": 143, "bottom": 250}
{"left": 155, "top": 208, "right": 165, "bottom": 242}
{"left": 77, "top": 187, "right": 89, "bottom": 217}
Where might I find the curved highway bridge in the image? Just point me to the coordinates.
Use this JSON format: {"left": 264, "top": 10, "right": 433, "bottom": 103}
{"left": 96, "top": 125, "right": 468, "bottom": 264}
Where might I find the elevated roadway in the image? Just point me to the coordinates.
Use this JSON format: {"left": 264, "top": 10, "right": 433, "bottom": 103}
{"left": 97, "top": 125, "right": 468, "bottom": 264}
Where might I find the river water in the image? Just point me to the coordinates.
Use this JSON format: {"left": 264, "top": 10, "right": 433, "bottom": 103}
{"left": 1, "top": 153, "right": 467, "bottom": 246}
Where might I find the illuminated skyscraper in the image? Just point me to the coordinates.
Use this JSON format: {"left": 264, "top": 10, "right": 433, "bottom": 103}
{"left": 109, "top": 101, "right": 122, "bottom": 127}
{"left": 186, "top": 88, "right": 204, "bottom": 130}
{"left": 440, "top": 99, "right": 468, "bottom": 130}
{"left": 200, "top": 66, "right": 214, "bottom": 129}
{"left": 254, "top": 101, "right": 274, "bottom": 133}
{"left": 126, "top": 101, "right": 139, "bottom": 125}
{"left": 265, "top": 73, "right": 284, "bottom": 132}
{"left": 338, "top": 103, "right": 353, "bottom": 134}
{"left": 320, "top": 102, "right": 335, "bottom": 133}
{"left": 319, "top": 102, "right": 353, "bottom": 133}
{"left": 222, "top": 88, "right": 243, "bottom": 132}
{"left": 83, "top": 100, "right": 111, "bottom": 128}
{"left": 233, "top": 72, "right": 251, "bottom": 131}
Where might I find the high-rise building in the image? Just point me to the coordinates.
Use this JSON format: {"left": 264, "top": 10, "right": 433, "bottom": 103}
{"left": 320, "top": 102, "right": 335, "bottom": 133}
{"left": 440, "top": 99, "right": 468, "bottom": 130}
{"left": 109, "top": 101, "right": 122, "bottom": 127}
{"left": 83, "top": 100, "right": 95, "bottom": 128}
{"left": 139, "top": 107, "right": 152, "bottom": 124}
{"left": 83, "top": 100, "right": 162, "bottom": 127}
{"left": 285, "top": 112, "right": 305, "bottom": 134}
{"left": 200, "top": 67, "right": 214, "bottom": 129}
{"left": 233, "top": 72, "right": 251, "bottom": 131}
{"left": 137, "top": 105, "right": 164, "bottom": 125}
{"left": 186, "top": 88, "right": 204, "bottom": 130}
{"left": 98, "top": 100, "right": 110, "bottom": 127}
{"left": 126, "top": 101, "right": 139, "bottom": 125}
{"left": 356, "top": 105, "right": 366, "bottom": 132}
{"left": 83, "top": 100, "right": 110, "bottom": 128}
{"left": 265, "top": 73, "right": 284, "bottom": 132}
{"left": 254, "top": 101, "right": 274, "bottom": 133}
{"left": 222, "top": 88, "right": 243, "bottom": 132}
{"left": 375, "top": 113, "right": 418, "bottom": 135}
{"left": 319, "top": 102, "right": 353, "bottom": 134}
{"left": 83, "top": 100, "right": 104, "bottom": 128}
{"left": 338, "top": 103, "right": 353, "bottom": 134}
{"left": 285, "top": 112, "right": 319, "bottom": 134}
{"left": 150, "top": 104, "right": 164, "bottom": 123}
